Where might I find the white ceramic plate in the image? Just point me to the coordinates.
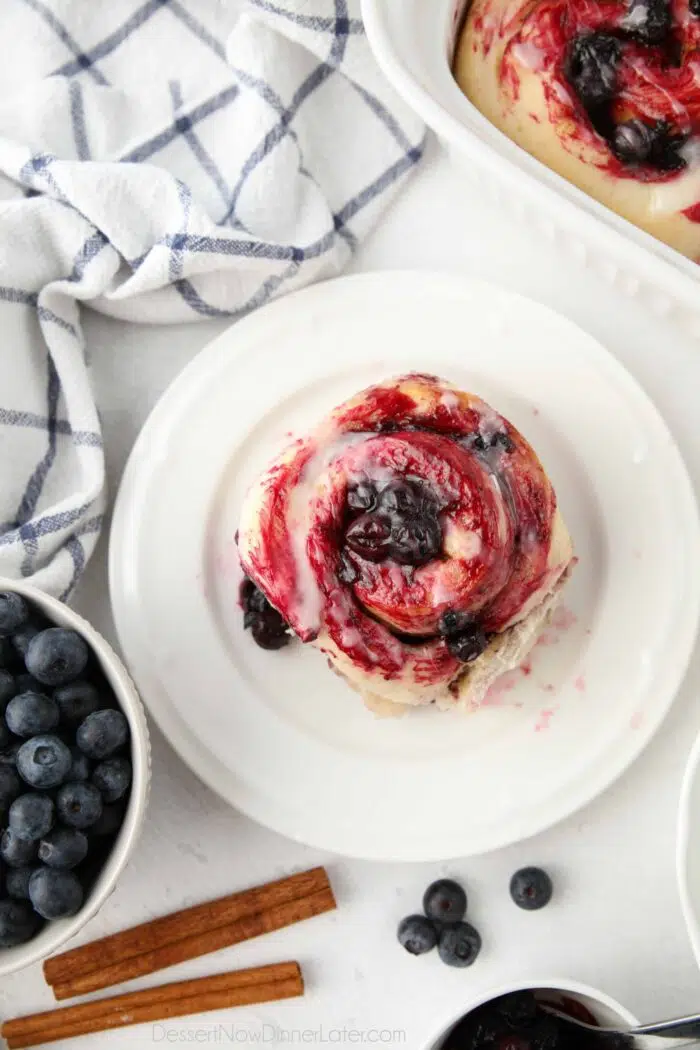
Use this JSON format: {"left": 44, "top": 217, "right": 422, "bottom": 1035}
{"left": 109, "top": 271, "right": 700, "bottom": 861}
{"left": 677, "top": 731, "right": 700, "bottom": 968}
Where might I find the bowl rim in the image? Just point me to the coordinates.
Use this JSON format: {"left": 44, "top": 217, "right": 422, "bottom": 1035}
{"left": 677, "top": 725, "right": 700, "bottom": 969}
{"left": 0, "top": 576, "right": 150, "bottom": 977}
{"left": 425, "top": 977, "right": 639, "bottom": 1050}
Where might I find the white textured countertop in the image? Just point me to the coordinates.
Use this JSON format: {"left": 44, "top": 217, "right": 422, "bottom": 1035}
{"left": 2, "top": 135, "right": 700, "bottom": 1045}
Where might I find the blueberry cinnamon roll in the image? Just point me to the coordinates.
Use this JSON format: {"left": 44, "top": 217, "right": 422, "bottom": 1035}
{"left": 455, "top": 0, "right": 700, "bottom": 260}
{"left": 237, "top": 374, "right": 573, "bottom": 713}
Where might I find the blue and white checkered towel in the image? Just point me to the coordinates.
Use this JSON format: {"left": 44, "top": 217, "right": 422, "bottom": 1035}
{"left": 0, "top": 0, "right": 425, "bottom": 600}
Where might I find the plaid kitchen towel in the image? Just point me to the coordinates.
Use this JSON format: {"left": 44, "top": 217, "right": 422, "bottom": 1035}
{"left": 0, "top": 0, "right": 425, "bottom": 599}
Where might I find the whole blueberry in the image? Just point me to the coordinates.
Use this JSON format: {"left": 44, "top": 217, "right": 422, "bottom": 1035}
{"left": 566, "top": 32, "right": 620, "bottom": 108}
{"left": 11, "top": 623, "right": 41, "bottom": 660}
{"left": 622, "top": 0, "right": 670, "bottom": 44}
{"left": 6, "top": 865, "right": 35, "bottom": 900}
{"left": 92, "top": 756, "right": 132, "bottom": 803}
{"left": 0, "top": 828, "right": 38, "bottom": 867}
{"left": 0, "top": 764, "right": 21, "bottom": 810}
{"left": 510, "top": 867, "right": 553, "bottom": 910}
{"left": 0, "top": 899, "right": 39, "bottom": 946}
{"left": 26, "top": 628, "right": 89, "bottom": 687}
{"left": 0, "top": 593, "right": 29, "bottom": 636}
{"left": 389, "top": 515, "right": 442, "bottom": 566}
{"left": 29, "top": 867, "right": 84, "bottom": 920}
{"left": 68, "top": 748, "right": 91, "bottom": 782}
{"left": 423, "top": 879, "right": 467, "bottom": 923}
{"left": 446, "top": 625, "right": 489, "bottom": 664}
{"left": 53, "top": 680, "right": 100, "bottom": 724}
{"left": 0, "top": 720, "right": 13, "bottom": 750}
{"left": 612, "top": 119, "right": 655, "bottom": 164}
{"left": 439, "top": 611, "right": 475, "bottom": 637}
{"left": 0, "top": 741, "right": 21, "bottom": 768}
{"left": 347, "top": 481, "right": 377, "bottom": 513}
{"left": 76, "top": 709, "right": 129, "bottom": 760}
{"left": 344, "top": 512, "right": 392, "bottom": 562}
{"left": 379, "top": 480, "right": 423, "bottom": 516}
{"left": 9, "top": 793, "right": 55, "bottom": 841}
{"left": 0, "top": 669, "right": 16, "bottom": 710}
{"left": 39, "top": 827, "right": 89, "bottom": 870}
{"left": 437, "top": 921, "right": 482, "bottom": 967}
{"left": 5, "top": 691, "right": 59, "bottom": 738}
{"left": 56, "top": 781, "right": 103, "bottom": 829}
{"left": 91, "top": 800, "right": 126, "bottom": 837}
{"left": 397, "top": 914, "right": 438, "bottom": 955}
{"left": 17, "top": 735, "right": 72, "bottom": 789}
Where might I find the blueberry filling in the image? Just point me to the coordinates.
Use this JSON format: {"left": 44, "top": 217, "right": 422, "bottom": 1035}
{"left": 565, "top": 25, "right": 687, "bottom": 173}
{"left": 240, "top": 578, "right": 291, "bottom": 651}
{"left": 343, "top": 481, "right": 443, "bottom": 568}
{"left": 621, "top": 0, "right": 671, "bottom": 44}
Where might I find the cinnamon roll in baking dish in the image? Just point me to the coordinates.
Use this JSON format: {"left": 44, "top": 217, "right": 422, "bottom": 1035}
{"left": 454, "top": 0, "right": 700, "bottom": 261}
{"left": 237, "top": 374, "right": 573, "bottom": 714}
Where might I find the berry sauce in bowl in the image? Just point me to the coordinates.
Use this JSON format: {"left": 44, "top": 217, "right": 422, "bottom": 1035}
{"left": 429, "top": 981, "right": 637, "bottom": 1050}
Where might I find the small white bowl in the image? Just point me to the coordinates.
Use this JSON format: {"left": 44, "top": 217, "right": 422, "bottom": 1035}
{"left": 428, "top": 979, "right": 638, "bottom": 1050}
{"left": 0, "top": 577, "right": 150, "bottom": 977}
{"left": 677, "top": 729, "right": 700, "bottom": 968}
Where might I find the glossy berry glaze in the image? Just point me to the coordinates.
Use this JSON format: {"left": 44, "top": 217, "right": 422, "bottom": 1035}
{"left": 237, "top": 375, "right": 572, "bottom": 707}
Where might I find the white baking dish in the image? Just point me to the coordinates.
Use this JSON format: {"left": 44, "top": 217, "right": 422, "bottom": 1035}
{"left": 362, "top": 0, "right": 700, "bottom": 336}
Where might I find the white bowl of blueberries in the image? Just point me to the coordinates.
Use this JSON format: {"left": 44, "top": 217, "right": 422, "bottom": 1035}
{"left": 0, "top": 578, "right": 150, "bottom": 976}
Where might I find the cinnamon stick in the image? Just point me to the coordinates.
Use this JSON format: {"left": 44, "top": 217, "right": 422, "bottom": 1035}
{"left": 3, "top": 963, "right": 303, "bottom": 1050}
{"left": 45, "top": 865, "right": 329, "bottom": 988}
{"left": 51, "top": 885, "right": 334, "bottom": 1000}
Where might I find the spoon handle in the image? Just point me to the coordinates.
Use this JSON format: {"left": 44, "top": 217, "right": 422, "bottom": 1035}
{"left": 635, "top": 1018, "right": 700, "bottom": 1040}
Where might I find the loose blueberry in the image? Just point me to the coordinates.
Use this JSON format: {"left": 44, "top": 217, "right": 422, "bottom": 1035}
{"left": 622, "top": 0, "right": 670, "bottom": 44}
{"left": 0, "top": 899, "right": 39, "bottom": 946}
{"left": 26, "top": 628, "right": 89, "bottom": 687}
{"left": 566, "top": 33, "right": 620, "bottom": 108}
{"left": 0, "top": 765, "right": 21, "bottom": 810}
{"left": 240, "top": 579, "right": 270, "bottom": 616}
{"left": 56, "top": 781, "right": 103, "bottom": 829}
{"left": 91, "top": 800, "right": 126, "bottom": 837}
{"left": 0, "top": 593, "right": 29, "bottom": 636}
{"left": 397, "top": 914, "right": 439, "bottom": 955}
{"left": 29, "top": 867, "right": 84, "bottom": 920}
{"left": 5, "top": 691, "right": 60, "bottom": 738}
{"left": 347, "top": 481, "right": 377, "bottom": 513}
{"left": 446, "top": 624, "right": 489, "bottom": 663}
{"left": 53, "top": 680, "right": 100, "bottom": 724}
{"left": 0, "top": 669, "right": 15, "bottom": 710}
{"left": 5, "top": 865, "right": 35, "bottom": 900}
{"left": 11, "top": 623, "right": 41, "bottom": 660}
{"left": 92, "top": 756, "right": 132, "bottom": 803}
{"left": 510, "top": 867, "right": 553, "bottom": 910}
{"left": 437, "top": 921, "right": 482, "bottom": 967}
{"left": 423, "top": 879, "right": 468, "bottom": 923}
{"left": 76, "top": 709, "right": 129, "bottom": 760}
{"left": 9, "top": 793, "right": 54, "bottom": 841}
{"left": 344, "top": 513, "right": 392, "bottom": 562}
{"left": 39, "top": 827, "right": 89, "bottom": 870}
{"left": 68, "top": 748, "right": 91, "bottom": 782}
{"left": 17, "top": 735, "right": 72, "bottom": 790}
{"left": 612, "top": 119, "right": 655, "bottom": 164}
{"left": 0, "top": 828, "right": 38, "bottom": 867}
{"left": 389, "top": 515, "right": 442, "bottom": 566}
